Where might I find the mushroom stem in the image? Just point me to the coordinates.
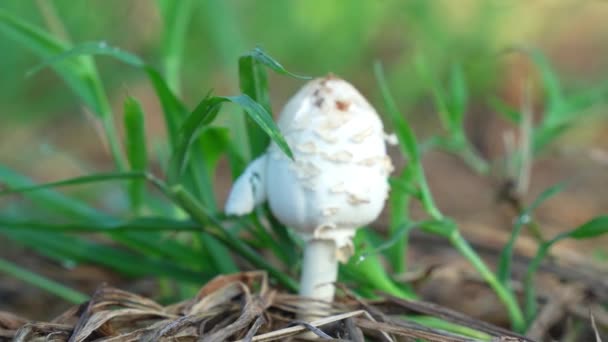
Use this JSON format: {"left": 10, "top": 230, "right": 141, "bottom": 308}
{"left": 299, "top": 238, "right": 338, "bottom": 305}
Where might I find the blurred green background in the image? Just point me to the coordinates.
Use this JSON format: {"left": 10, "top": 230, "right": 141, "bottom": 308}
{"left": 2, "top": 0, "right": 608, "bottom": 176}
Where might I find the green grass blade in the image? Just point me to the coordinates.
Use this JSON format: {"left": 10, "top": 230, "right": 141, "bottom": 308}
{"left": 375, "top": 60, "right": 430, "bottom": 273}
{"left": 511, "top": 47, "right": 563, "bottom": 113}
{"left": 244, "top": 47, "right": 311, "bottom": 80}
{"left": 168, "top": 94, "right": 222, "bottom": 183}
{"left": 0, "top": 167, "right": 206, "bottom": 271}
{"left": 145, "top": 67, "right": 188, "bottom": 150}
{"left": 163, "top": 92, "right": 240, "bottom": 274}
{"left": 0, "top": 9, "right": 67, "bottom": 55}
{"left": 374, "top": 61, "right": 442, "bottom": 220}
{"left": 0, "top": 9, "right": 90, "bottom": 103}
{"left": 560, "top": 84, "right": 608, "bottom": 120}
{"left": 523, "top": 215, "right": 608, "bottom": 323}
{"left": 123, "top": 97, "right": 149, "bottom": 214}
{"left": 199, "top": 0, "right": 249, "bottom": 170}
{"left": 532, "top": 84, "right": 608, "bottom": 153}
{"left": 375, "top": 62, "right": 420, "bottom": 165}
{"left": 157, "top": 0, "right": 195, "bottom": 95}
{"left": 264, "top": 207, "right": 299, "bottom": 266}
{"left": 0, "top": 171, "right": 150, "bottom": 197}
{"left": 497, "top": 183, "right": 565, "bottom": 285}
{"left": 0, "top": 165, "right": 108, "bottom": 221}
{"left": 224, "top": 94, "right": 293, "bottom": 159}
{"left": 414, "top": 53, "right": 450, "bottom": 130}
{"left": 0, "top": 12, "right": 126, "bottom": 170}
{"left": 237, "top": 47, "right": 310, "bottom": 160}
{"left": 170, "top": 94, "right": 293, "bottom": 185}
{"left": 344, "top": 230, "right": 417, "bottom": 299}
{"left": 176, "top": 126, "right": 231, "bottom": 208}
{"left": 0, "top": 217, "right": 206, "bottom": 270}
{"left": 488, "top": 96, "right": 522, "bottom": 124}
{"left": 26, "top": 42, "right": 295, "bottom": 174}
{"left": 533, "top": 122, "right": 570, "bottom": 153}
{"left": 108, "top": 231, "right": 205, "bottom": 269}
{"left": 404, "top": 316, "right": 492, "bottom": 341}
{"left": 239, "top": 54, "right": 271, "bottom": 158}
{"left": 415, "top": 58, "right": 487, "bottom": 173}
{"left": 0, "top": 217, "right": 201, "bottom": 233}
{"left": 2, "top": 229, "right": 208, "bottom": 283}
{"left": 447, "top": 63, "right": 467, "bottom": 128}
{"left": 357, "top": 221, "right": 422, "bottom": 259}
{"left": 0, "top": 257, "right": 88, "bottom": 304}
{"left": 552, "top": 215, "right": 608, "bottom": 242}
{"left": 27, "top": 41, "right": 145, "bottom": 76}
{"left": 20, "top": 39, "right": 184, "bottom": 152}
{"left": 446, "top": 227, "right": 525, "bottom": 331}
{"left": 199, "top": 233, "right": 238, "bottom": 274}
{"left": 241, "top": 212, "right": 296, "bottom": 268}
{"left": 197, "top": 127, "right": 232, "bottom": 176}
{"left": 386, "top": 166, "right": 417, "bottom": 272}
{"left": 170, "top": 185, "right": 299, "bottom": 291}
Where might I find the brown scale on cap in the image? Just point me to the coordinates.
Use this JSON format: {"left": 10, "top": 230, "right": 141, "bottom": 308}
{"left": 335, "top": 100, "right": 351, "bottom": 111}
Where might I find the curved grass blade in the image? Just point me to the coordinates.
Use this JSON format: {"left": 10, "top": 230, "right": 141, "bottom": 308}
{"left": 0, "top": 166, "right": 205, "bottom": 270}
{"left": 355, "top": 221, "right": 421, "bottom": 260}
{"left": 405, "top": 316, "right": 493, "bottom": 341}
{"left": 374, "top": 61, "right": 441, "bottom": 220}
{"left": 19, "top": 39, "right": 184, "bottom": 150}
{"left": 244, "top": 47, "right": 311, "bottom": 80}
{"left": 27, "top": 41, "right": 144, "bottom": 76}
{"left": 497, "top": 183, "right": 566, "bottom": 285}
{"left": 238, "top": 47, "right": 310, "bottom": 159}
{"left": 3, "top": 229, "right": 209, "bottom": 283}
{"left": 0, "top": 217, "right": 201, "bottom": 233}
{"left": 488, "top": 96, "right": 522, "bottom": 124}
{"left": 225, "top": 94, "right": 293, "bottom": 159}
{"left": 375, "top": 60, "right": 430, "bottom": 273}
{"left": 168, "top": 94, "right": 222, "bottom": 182}
{"left": 374, "top": 62, "right": 419, "bottom": 166}
{"left": 169, "top": 94, "right": 293, "bottom": 183}
{"left": 344, "top": 230, "right": 417, "bottom": 299}
{"left": 0, "top": 9, "right": 67, "bottom": 55}
{"left": 375, "top": 62, "right": 524, "bottom": 331}
{"left": 144, "top": 67, "right": 190, "bottom": 156}
{"left": 0, "top": 165, "right": 108, "bottom": 221}
{"left": 0, "top": 257, "right": 88, "bottom": 304}
{"left": 0, "top": 217, "right": 205, "bottom": 270}
{"left": 447, "top": 63, "right": 467, "bottom": 128}
{"left": 0, "top": 171, "right": 151, "bottom": 197}
{"left": 123, "top": 97, "right": 148, "bottom": 213}
{"left": 22, "top": 41, "right": 295, "bottom": 170}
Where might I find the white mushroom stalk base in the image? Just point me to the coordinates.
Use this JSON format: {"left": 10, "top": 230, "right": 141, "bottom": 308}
{"left": 298, "top": 238, "right": 339, "bottom": 321}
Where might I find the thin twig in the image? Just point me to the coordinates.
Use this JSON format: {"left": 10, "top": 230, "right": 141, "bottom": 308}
{"left": 591, "top": 311, "right": 603, "bottom": 342}
{"left": 526, "top": 285, "right": 583, "bottom": 340}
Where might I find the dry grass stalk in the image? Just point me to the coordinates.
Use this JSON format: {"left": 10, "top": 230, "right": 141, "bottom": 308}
{"left": 2, "top": 271, "right": 541, "bottom": 341}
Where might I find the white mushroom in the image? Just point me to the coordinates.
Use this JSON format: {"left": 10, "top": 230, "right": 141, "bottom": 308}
{"left": 225, "top": 75, "right": 393, "bottom": 312}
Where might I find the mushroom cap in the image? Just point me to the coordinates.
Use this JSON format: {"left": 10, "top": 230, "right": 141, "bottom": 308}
{"left": 265, "top": 75, "right": 393, "bottom": 257}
